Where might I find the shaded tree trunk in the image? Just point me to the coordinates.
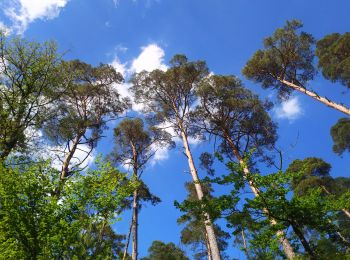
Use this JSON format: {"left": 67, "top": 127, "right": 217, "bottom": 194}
{"left": 224, "top": 134, "right": 296, "bottom": 259}
{"left": 290, "top": 221, "right": 316, "bottom": 259}
{"left": 122, "top": 217, "right": 133, "bottom": 260}
{"left": 241, "top": 229, "right": 251, "bottom": 260}
{"left": 55, "top": 131, "right": 84, "bottom": 197}
{"left": 180, "top": 128, "right": 222, "bottom": 260}
{"left": 278, "top": 78, "right": 350, "bottom": 116}
{"left": 60, "top": 131, "right": 84, "bottom": 181}
{"left": 131, "top": 189, "right": 138, "bottom": 260}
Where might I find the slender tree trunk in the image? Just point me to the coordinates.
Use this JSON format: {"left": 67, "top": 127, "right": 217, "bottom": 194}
{"left": 54, "top": 131, "right": 84, "bottom": 197}
{"left": 321, "top": 185, "right": 350, "bottom": 218}
{"left": 278, "top": 78, "right": 350, "bottom": 116}
{"left": 224, "top": 134, "right": 295, "bottom": 259}
{"left": 179, "top": 129, "right": 222, "bottom": 260}
{"left": 290, "top": 222, "right": 316, "bottom": 259}
{"left": 60, "top": 131, "right": 84, "bottom": 180}
{"left": 205, "top": 231, "right": 213, "bottom": 260}
{"left": 122, "top": 217, "right": 133, "bottom": 260}
{"left": 241, "top": 229, "right": 251, "bottom": 260}
{"left": 131, "top": 189, "right": 138, "bottom": 260}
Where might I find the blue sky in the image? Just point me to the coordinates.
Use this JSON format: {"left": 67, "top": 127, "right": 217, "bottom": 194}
{"left": 1, "top": 0, "right": 349, "bottom": 258}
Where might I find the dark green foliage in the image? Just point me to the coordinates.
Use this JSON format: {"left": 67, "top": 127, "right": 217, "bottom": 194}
{"left": 44, "top": 59, "right": 128, "bottom": 147}
{"left": 177, "top": 182, "right": 230, "bottom": 259}
{"left": 316, "top": 32, "right": 350, "bottom": 88}
{"left": 242, "top": 20, "right": 315, "bottom": 98}
{"left": 330, "top": 118, "right": 350, "bottom": 155}
{"left": 196, "top": 156, "right": 350, "bottom": 258}
{"left": 194, "top": 74, "right": 277, "bottom": 163}
{"left": 111, "top": 118, "right": 173, "bottom": 173}
{"left": 131, "top": 54, "right": 208, "bottom": 136}
{"left": 199, "top": 152, "right": 215, "bottom": 176}
{"left": 141, "top": 240, "right": 189, "bottom": 260}
{"left": 0, "top": 32, "right": 65, "bottom": 159}
{"left": 286, "top": 157, "right": 332, "bottom": 195}
{"left": 0, "top": 160, "right": 136, "bottom": 259}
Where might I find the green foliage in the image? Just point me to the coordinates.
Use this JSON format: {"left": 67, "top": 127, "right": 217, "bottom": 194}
{"left": 193, "top": 74, "right": 277, "bottom": 163}
{"left": 176, "top": 182, "right": 230, "bottom": 259}
{"left": 141, "top": 240, "right": 189, "bottom": 260}
{"left": 193, "top": 155, "right": 350, "bottom": 258}
{"left": 286, "top": 157, "right": 332, "bottom": 195}
{"left": 131, "top": 54, "right": 209, "bottom": 136}
{"left": 316, "top": 32, "right": 350, "bottom": 88}
{"left": 0, "top": 31, "right": 65, "bottom": 159}
{"left": 111, "top": 117, "right": 173, "bottom": 173}
{"left": 330, "top": 118, "right": 350, "bottom": 155}
{"left": 242, "top": 20, "right": 315, "bottom": 98}
{"left": 43, "top": 59, "right": 128, "bottom": 148}
{"left": 0, "top": 159, "right": 136, "bottom": 259}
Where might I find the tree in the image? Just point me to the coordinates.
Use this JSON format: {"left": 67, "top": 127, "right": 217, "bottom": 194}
{"left": 330, "top": 118, "right": 350, "bottom": 155}
{"left": 286, "top": 157, "right": 350, "bottom": 218}
{"left": 141, "top": 240, "right": 189, "bottom": 260}
{"left": 211, "top": 158, "right": 350, "bottom": 259}
{"left": 193, "top": 74, "right": 296, "bottom": 258}
{"left": 316, "top": 32, "right": 350, "bottom": 88}
{"left": 43, "top": 60, "right": 129, "bottom": 194}
{"left": 110, "top": 118, "right": 172, "bottom": 260}
{"left": 131, "top": 54, "right": 222, "bottom": 259}
{"left": 0, "top": 31, "right": 65, "bottom": 160}
{"left": 177, "top": 182, "right": 230, "bottom": 260}
{"left": 242, "top": 20, "right": 350, "bottom": 116}
{"left": 0, "top": 159, "right": 136, "bottom": 259}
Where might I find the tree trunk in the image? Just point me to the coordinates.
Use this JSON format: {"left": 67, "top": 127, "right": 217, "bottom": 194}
{"left": 278, "top": 78, "right": 350, "bottom": 116}
{"left": 241, "top": 229, "right": 251, "bottom": 260}
{"left": 122, "top": 217, "right": 133, "bottom": 260}
{"left": 180, "top": 129, "right": 222, "bottom": 260}
{"left": 54, "top": 131, "right": 84, "bottom": 197}
{"left": 131, "top": 189, "right": 138, "bottom": 260}
{"left": 290, "top": 222, "right": 316, "bottom": 259}
{"left": 60, "top": 131, "right": 84, "bottom": 181}
{"left": 205, "top": 231, "right": 213, "bottom": 260}
{"left": 224, "top": 134, "right": 295, "bottom": 259}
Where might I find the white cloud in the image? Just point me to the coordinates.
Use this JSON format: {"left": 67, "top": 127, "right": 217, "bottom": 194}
{"left": 3, "top": 0, "right": 69, "bottom": 33}
{"left": 130, "top": 44, "right": 167, "bottom": 73}
{"left": 110, "top": 43, "right": 167, "bottom": 112}
{"left": 275, "top": 96, "right": 303, "bottom": 121}
{"left": 111, "top": 56, "right": 127, "bottom": 78}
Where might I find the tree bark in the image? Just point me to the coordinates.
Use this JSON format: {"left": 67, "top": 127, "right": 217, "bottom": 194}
{"left": 290, "top": 222, "right": 316, "bottom": 259}
{"left": 54, "top": 131, "right": 84, "bottom": 197}
{"left": 205, "top": 231, "right": 213, "bottom": 260}
{"left": 122, "top": 217, "right": 133, "bottom": 260}
{"left": 241, "top": 229, "right": 251, "bottom": 260}
{"left": 60, "top": 131, "right": 84, "bottom": 181}
{"left": 278, "top": 78, "right": 350, "bottom": 116}
{"left": 131, "top": 189, "right": 138, "bottom": 260}
{"left": 180, "top": 129, "right": 222, "bottom": 260}
{"left": 224, "top": 134, "right": 296, "bottom": 259}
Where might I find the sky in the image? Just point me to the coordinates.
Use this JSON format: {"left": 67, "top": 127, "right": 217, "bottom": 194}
{"left": 0, "top": 0, "right": 349, "bottom": 259}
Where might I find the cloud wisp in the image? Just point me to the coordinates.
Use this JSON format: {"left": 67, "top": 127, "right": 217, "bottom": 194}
{"left": 2, "top": 0, "right": 69, "bottom": 33}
